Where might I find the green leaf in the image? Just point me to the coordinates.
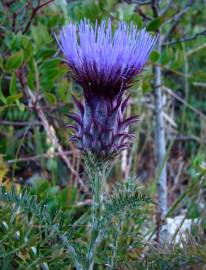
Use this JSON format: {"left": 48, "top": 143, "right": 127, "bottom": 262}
{"left": 47, "top": 186, "right": 59, "bottom": 196}
{"left": 37, "top": 48, "right": 56, "bottom": 61}
{"left": 23, "top": 38, "right": 33, "bottom": 61}
{"left": 45, "top": 92, "right": 57, "bottom": 105}
{"left": 101, "top": 0, "right": 116, "bottom": 12}
{"left": 40, "top": 59, "right": 60, "bottom": 72}
{"left": 118, "top": 3, "right": 136, "bottom": 22}
{"left": 0, "top": 77, "right": 7, "bottom": 105}
{"left": 76, "top": 0, "right": 101, "bottom": 22}
{"left": 57, "top": 79, "right": 71, "bottom": 102}
{"left": 142, "top": 80, "right": 151, "bottom": 92}
{"left": 17, "top": 102, "right": 25, "bottom": 112}
{"left": 176, "top": 50, "right": 185, "bottom": 68}
{"left": 147, "top": 17, "right": 162, "bottom": 31}
{"left": 171, "top": 49, "right": 184, "bottom": 69}
{"left": 150, "top": 50, "right": 160, "bottom": 62}
{"left": 6, "top": 93, "right": 22, "bottom": 104}
{"left": 31, "top": 24, "right": 51, "bottom": 48}
{"left": 33, "top": 127, "right": 45, "bottom": 158}
{"left": 47, "top": 158, "right": 57, "bottom": 171}
{"left": 40, "top": 59, "right": 67, "bottom": 90}
{"left": 160, "top": 47, "right": 172, "bottom": 65}
{"left": 5, "top": 50, "right": 24, "bottom": 71}
{"left": 132, "top": 14, "right": 143, "bottom": 28}
{"left": 27, "top": 57, "right": 36, "bottom": 89}
{"left": 11, "top": 34, "right": 33, "bottom": 62}
{"left": 9, "top": 73, "right": 17, "bottom": 95}
{"left": 57, "top": 187, "right": 77, "bottom": 207}
{"left": 9, "top": 1, "right": 24, "bottom": 13}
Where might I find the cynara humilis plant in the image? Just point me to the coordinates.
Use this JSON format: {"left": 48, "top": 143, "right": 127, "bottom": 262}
{"left": 56, "top": 19, "right": 157, "bottom": 270}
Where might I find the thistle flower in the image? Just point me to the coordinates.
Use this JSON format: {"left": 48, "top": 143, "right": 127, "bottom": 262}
{"left": 56, "top": 20, "right": 157, "bottom": 159}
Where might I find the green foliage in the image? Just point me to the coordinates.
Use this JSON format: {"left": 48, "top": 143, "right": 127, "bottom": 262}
{"left": 0, "top": 186, "right": 82, "bottom": 270}
{"left": 139, "top": 228, "right": 206, "bottom": 270}
{"left": 0, "top": 180, "right": 152, "bottom": 269}
{"left": 149, "top": 50, "right": 160, "bottom": 63}
{"left": 146, "top": 17, "right": 163, "bottom": 32}
{"left": 103, "top": 181, "right": 152, "bottom": 221}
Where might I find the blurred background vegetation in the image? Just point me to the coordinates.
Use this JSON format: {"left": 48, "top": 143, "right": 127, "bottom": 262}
{"left": 0, "top": 0, "right": 206, "bottom": 269}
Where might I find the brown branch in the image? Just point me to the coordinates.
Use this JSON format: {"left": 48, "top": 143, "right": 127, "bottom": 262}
{"left": 0, "top": 120, "right": 42, "bottom": 126}
{"left": 38, "top": 0, "right": 54, "bottom": 9}
{"left": 7, "top": 151, "right": 72, "bottom": 164}
{"left": 12, "top": 12, "right": 17, "bottom": 32}
{"left": 163, "top": 30, "right": 206, "bottom": 46}
{"left": 23, "top": 0, "right": 54, "bottom": 34}
{"left": 125, "top": 0, "right": 151, "bottom": 5}
{"left": 22, "top": 8, "right": 36, "bottom": 34}
{"left": 3, "top": 0, "right": 16, "bottom": 7}
{"left": 136, "top": 7, "right": 152, "bottom": 21}
{"left": 151, "top": 0, "right": 158, "bottom": 17}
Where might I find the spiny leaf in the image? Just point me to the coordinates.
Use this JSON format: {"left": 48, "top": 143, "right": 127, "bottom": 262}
{"left": 103, "top": 181, "right": 152, "bottom": 221}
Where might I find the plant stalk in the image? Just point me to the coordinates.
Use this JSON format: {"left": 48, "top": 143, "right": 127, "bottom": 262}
{"left": 86, "top": 162, "right": 105, "bottom": 270}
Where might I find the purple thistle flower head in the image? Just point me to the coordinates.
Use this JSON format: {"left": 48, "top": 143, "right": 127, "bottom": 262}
{"left": 56, "top": 20, "right": 157, "bottom": 159}
{"left": 56, "top": 19, "right": 157, "bottom": 99}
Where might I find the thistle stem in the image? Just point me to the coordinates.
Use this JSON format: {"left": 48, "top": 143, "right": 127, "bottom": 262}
{"left": 87, "top": 168, "right": 103, "bottom": 270}
{"left": 108, "top": 217, "right": 122, "bottom": 269}
{"left": 84, "top": 154, "right": 108, "bottom": 270}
